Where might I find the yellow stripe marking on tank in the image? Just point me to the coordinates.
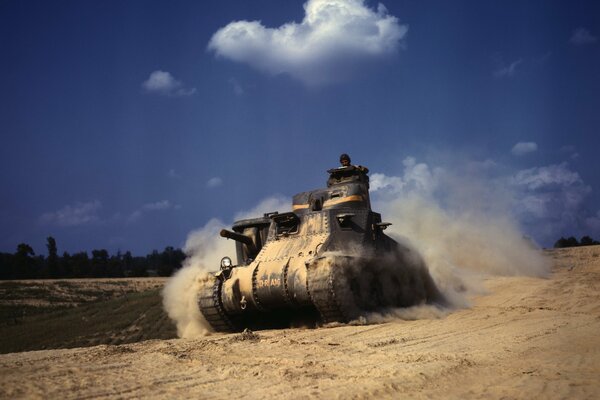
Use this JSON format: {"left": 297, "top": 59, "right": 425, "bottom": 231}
{"left": 292, "top": 204, "right": 310, "bottom": 210}
{"left": 323, "top": 195, "right": 363, "bottom": 208}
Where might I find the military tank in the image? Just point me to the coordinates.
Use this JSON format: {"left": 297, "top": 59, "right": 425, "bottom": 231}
{"left": 198, "top": 165, "right": 443, "bottom": 332}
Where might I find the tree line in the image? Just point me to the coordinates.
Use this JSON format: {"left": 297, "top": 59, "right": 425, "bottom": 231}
{"left": 0, "top": 236, "right": 186, "bottom": 280}
{"left": 553, "top": 235, "right": 600, "bottom": 249}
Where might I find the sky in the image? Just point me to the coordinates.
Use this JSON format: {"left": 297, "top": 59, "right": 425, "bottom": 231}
{"left": 1, "top": 0, "right": 599, "bottom": 256}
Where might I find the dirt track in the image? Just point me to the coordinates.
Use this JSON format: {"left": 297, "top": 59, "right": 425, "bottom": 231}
{"left": 1, "top": 247, "right": 599, "bottom": 399}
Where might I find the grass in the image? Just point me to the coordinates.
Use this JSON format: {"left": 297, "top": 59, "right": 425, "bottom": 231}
{"left": 0, "top": 288, "right": 177, "bottom": 354}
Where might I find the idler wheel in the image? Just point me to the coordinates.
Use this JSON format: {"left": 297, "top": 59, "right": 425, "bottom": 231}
{"left": 197, "top": 274, "right": 243, "bottom": 332}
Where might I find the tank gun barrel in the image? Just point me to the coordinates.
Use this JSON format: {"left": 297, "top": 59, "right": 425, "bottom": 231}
{"left": 220, "top": 229, "right": 258, "bottom": 256}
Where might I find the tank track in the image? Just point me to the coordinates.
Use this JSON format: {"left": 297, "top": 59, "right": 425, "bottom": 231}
{"left": 307, "top": 260, "right": 349, "bottom": 323}
{"left": 308, "top": 257, "right": 395, "bottom": 324}
{"left": 197, "top": 275, "right": 238, "bottom": 332}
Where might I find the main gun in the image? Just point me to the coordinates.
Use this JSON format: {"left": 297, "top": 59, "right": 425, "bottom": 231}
{"left": 220, "top": 229, "right": 258, "bottom": 258}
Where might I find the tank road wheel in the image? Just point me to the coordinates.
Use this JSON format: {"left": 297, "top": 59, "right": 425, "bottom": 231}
{"left": 308, "top": 256, "right": 438, "bottom": 324}
{"left": 307, "top": 257, "right": 374, "bottom": 323}
{"left": 307, "top": 258, "right": 346, "bottom": 324}
{"left": 197, "top": 275, "right": 240, "bottom": 333}
{"left": 328, "top": 264, "right": 364, "bottom": 321}
{"left": 336, "top": 260, "right": 433, "bottom": 314}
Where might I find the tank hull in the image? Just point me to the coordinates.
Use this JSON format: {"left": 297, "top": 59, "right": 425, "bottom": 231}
{"left": 198, "top": 249, "right": 442, "bottom": 332}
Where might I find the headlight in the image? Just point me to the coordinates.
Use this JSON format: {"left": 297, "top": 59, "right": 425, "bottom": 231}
{"left": 220, "top": 256, "right": 233, "bottom": 270}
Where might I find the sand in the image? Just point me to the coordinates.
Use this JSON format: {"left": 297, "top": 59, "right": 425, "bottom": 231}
{"left": 0, "top": 246, "right": 599, "bottom": 399}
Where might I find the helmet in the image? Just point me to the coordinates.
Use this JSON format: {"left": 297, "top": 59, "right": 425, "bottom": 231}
{"left": 340, "top": 153, "right": 351, "bottom": 163}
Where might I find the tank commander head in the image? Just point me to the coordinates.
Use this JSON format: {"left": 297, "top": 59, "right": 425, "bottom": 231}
{"left": 340, "top": 153, "right": 351, "bottom": 167}
{"left": 339, "top": 153, "right": 369, "bottom": 174}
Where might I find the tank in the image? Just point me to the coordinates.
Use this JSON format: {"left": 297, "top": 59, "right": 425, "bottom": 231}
{"left": 198, "top": 165, "right": 444, "bottom": 332}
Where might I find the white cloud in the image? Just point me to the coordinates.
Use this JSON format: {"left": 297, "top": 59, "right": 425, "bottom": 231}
{"left": 208, "top": 0, "right": 407, "bottom": 86}
{"left": 206, "top": 177, "right": 223, "bottom": 188}
{"left": 143, "top": 71, "right": 178, "bottom": 92}
{"left": 511, "top": 141, "right": 538, "bottom": 156}
{"left": 511, "top": 162, "right": 583, "bottom": 190}
{"left": 128, "top": 200, "right": 178, "bottom": 222}
{"left": 370, "top": 157, "right": 439, "bottom": 198}
{"left": 570, "top": 27, "right": 597, "bottom": 46}
{"left": 40, "top": 200, "right": 102, "bottom": 227}
{"left": 369, "top": 172, "right": 404, "bottom": 192}
{"left": 142, "top": 70, "right": 197, "bottom": 97}
{"left": 142, "top": 200, "right": 172, "bottom": 211}
{"left": 493, "top": 58, "right": 522, "bottom": 78}
{"left": 510, "top": 163, "right": 592, "bottom": 241}
{"left": 368, "top": 156, "right": 596, "bottom": 246}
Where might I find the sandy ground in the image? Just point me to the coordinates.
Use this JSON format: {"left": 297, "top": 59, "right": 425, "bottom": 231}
{"left": 1, "top": 247, "right": 599, "bottom": 399}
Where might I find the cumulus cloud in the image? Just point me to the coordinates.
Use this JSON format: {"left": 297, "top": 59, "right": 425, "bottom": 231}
{"left": 370, "top": 157, "right": 439, "bottom": 197}
{"left": 369, "top": 172, "right": 404, "bottom": 193}
{"left": 128, "top": 200, "right": 179, "bottom": 222}
{"left": 370, "top": 156, "right": 596, "bottom": 247}
{"left": 142, "top": 200, "right": 173, "bottom": 211}
{"left": 510, "top": 163, "right": 591, "bottom": 242}
{"left": 570, "top": 27, "right": 597, "bottom": 46}
{"left": 40, "top": 200, "right": 102, "bottom": 227}
{"left": 493, "top": 58, "right": 522, "bottom": 78}
{"left": 208, "top": 0, "right": 408, "bottom": 86}
{"left": 511, "top": 141, "right": 538, "bottom": 156}
{"left": 142, "top": 70, "right": 197, "bottom": 97}
{"left": 206, "top": 177, "right": 223, "bottom": 188}
{"left": 511, "top": 162, "right": 584, "bottom": 190}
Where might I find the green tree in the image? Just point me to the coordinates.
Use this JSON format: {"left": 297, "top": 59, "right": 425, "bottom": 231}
{"left": 91, "top": 249, "right": 109, "bottom": 277}
{"left": 46, "top": 236, "right": 59, "bottom": 278}
{"left": 71, "top": 251, "right": 90, "bottom": 277}
{"left": 14, "top": 243, "right": 36, "bottom": 278}
{"left": 580, "top": 236, "right": 599, "bottom": 246}
{"left": 553, "top": 237, "right": 568, "bottom": 248}
{"left": 0, "top": 252, "right": 16, "bottom": 279}
{"left": 61, "top": 251, "right": 73, "bottom": 277}
{"left": 107, "top": 252, "right": 124, "bottom": 277}
{"left": 123, "top": 251, "right": 133, "bottom": 271}
{"left": 554, "top": 236, "right": 584, "bottom": 248}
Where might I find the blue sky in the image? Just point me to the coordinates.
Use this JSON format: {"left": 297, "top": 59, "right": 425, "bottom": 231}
{"left": 1, "top": 0, "right": 599, "bottom": 255}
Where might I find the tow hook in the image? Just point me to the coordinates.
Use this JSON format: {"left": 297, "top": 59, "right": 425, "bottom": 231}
{"left": 240, "top": 296, "right": 247, "bottom": 310}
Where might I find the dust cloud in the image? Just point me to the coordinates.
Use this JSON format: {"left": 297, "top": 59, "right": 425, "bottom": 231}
{"left": 162, "top": 218, "right": 233, "bottom": 338}
{"left": 386, "top": 195, "right": 551, "bottom": 306}
{"left": 162, "top": 265, "right": 213, "bottom": 338}
{"left": 351, "top": 156, "right": 553, "bottom": 324}
{"left": 370, "top": 157, "right": 552, "bottom": 317}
